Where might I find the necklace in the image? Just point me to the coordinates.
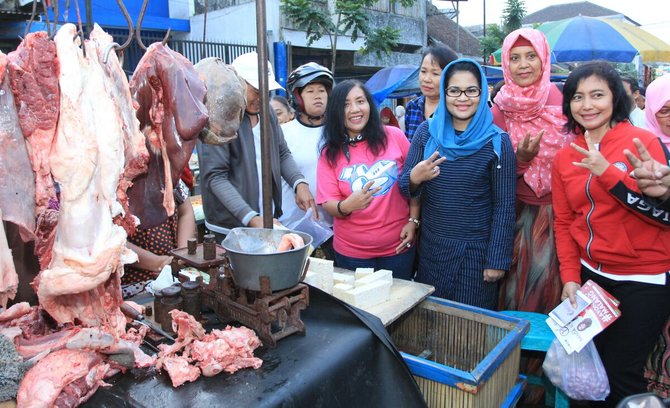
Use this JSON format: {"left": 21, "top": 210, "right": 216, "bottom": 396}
{"left": 345, "top": 134, "right": 364, "bottom": 146}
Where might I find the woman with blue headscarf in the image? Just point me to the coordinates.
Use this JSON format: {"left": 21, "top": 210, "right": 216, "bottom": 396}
{"left": 398, "top": 59, "right": 516, "bottom": 309}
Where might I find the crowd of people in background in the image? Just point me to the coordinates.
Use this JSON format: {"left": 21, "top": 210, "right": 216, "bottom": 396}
{"left": 175, "top": 28, "right": 670, "bottom": 406}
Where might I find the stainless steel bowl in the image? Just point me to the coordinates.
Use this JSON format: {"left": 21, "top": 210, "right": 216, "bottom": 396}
{"left": 221, "top": 228, "right": 313, "bottom": 291}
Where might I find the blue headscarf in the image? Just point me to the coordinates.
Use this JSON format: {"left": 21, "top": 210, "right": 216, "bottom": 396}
{"left": 424, "top": 58, "right": 502, "bottom": 161}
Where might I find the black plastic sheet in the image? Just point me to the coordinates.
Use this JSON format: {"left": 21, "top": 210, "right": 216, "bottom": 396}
{"left": 84, "top": 287, "right": 427, "bottom": 408}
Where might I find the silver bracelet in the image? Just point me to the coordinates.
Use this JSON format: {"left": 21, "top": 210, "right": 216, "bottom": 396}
{"left": 408, "top": 217, "right": 420, "bottom": 227}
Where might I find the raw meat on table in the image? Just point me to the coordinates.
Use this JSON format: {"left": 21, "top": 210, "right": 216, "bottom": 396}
{"left": 157, "top": 310, "right": 263, "bottom": 387}
{"left": 16, "top": 349, "right": 112, "bottom": 408}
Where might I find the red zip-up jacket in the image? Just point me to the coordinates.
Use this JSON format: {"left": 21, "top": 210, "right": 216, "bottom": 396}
{"left": 552, "top": 121, "right": 670, "bottom": 284}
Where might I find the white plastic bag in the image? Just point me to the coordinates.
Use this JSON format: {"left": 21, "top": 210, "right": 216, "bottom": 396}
{"left": 542, "top": 339, "right": 610, "bottom": 401}
{"left": 283, "top": 208, "right": 333, "bottom": 248}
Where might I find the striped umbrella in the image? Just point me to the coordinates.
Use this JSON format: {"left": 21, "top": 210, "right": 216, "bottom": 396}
{"left": 489, "top": 16, "right": 670, "bottom": 65}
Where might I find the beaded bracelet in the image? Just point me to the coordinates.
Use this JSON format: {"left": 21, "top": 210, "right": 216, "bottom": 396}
{"left": 337, "top": 200, "right": 351, "bottom": 217}
{"left": 408, "top": 217, "right": 420, "bottom": 227}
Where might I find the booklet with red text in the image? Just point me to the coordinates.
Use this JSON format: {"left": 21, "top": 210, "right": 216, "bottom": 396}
{"left": 546, "top": 280, "right": 621, "bottom": 354}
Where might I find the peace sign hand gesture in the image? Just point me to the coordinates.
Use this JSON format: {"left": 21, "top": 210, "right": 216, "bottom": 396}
{"left": 570, "top": 131, "right": 610, "bottom": 176}
{"left": 624, "top": 138, "right": 670, "bottom": 199}
{"left": 410, "top": 151, "right": 447, "bottom": 186}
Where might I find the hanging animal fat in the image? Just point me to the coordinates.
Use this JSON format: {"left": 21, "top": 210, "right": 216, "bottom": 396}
{"left": 128, "top": 43, "right": 208, "bottom": 228}
{"left": 89, "top": 25, "right": 149, "bottom": 236}
{"left": 36, "top": 23, "right": 136, "bottom": 328}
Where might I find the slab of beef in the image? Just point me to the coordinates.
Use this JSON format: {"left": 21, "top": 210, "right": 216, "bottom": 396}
{"left": 89, "top": 25, "right": 148, "bottom": 236}
{"left": 193, "top": 57, "right": 246, "bottom": 145}
{"left": 128, "top": 43, "right": 207, "bottom": 228}
{"left": 7, "top": 32, "right": 60, "bottom": 268}
{"left": 36, "top": 24, "right": 136, "bottom": 328}
{"left": 0, "top": 51, "right": 36, "bottom": 246}
{"left": 16, "top": 349, "right": 111, "bottom": 408}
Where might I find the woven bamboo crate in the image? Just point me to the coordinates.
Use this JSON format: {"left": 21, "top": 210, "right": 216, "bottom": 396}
{"left": 388, "top": 297, "right": 530, "bottom": 408}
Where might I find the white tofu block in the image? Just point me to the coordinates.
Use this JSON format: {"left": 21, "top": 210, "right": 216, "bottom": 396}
{"left": 354, "top": 267, "right": 374, "bottom": 279}
{"left": 355, "top": 269, "right": 393, "bottom": 288}
{"left": 302, "top": 271, "right": 321, "bottom": 288}
{"left": 339, "top": 280, "right": 392, "bottom": 309}
{"left": 309, "top": 257, "right": 334, "bottom": 274}
{"left": 333, "top": 272, "right": 355, "bottom": 285}
{"left": 333, "top": 282, "right": 354, "bottom": 299}
{"left": 307, "top": 257, "right": 334, "bottom": 294}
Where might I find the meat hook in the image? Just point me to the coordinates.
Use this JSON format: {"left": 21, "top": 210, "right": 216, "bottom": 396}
{"left": 135, "top": 0, "right": 170, "bottom": 51}
{"left": 48, "top": 0, "right": 59, "bottom": 40}
{"left": 41, "top": 0, "right": 52, "bottom": 38}
{"left": 73, "top": 0, "right": 86, "bottom": 58}
{"left": 102, "top": 0, "right": 135, "bottom": 64}
{"left": 24, "top": 0, "right": 38, "bottom": 37}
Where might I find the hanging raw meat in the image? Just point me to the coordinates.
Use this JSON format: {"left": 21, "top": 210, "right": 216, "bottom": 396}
{"left": 0, "top": 50, "right": 36, "bottom": 243}
{"left": 7, "top": 31, "right": 60, "bottom": 268}
{"left": 194, "top": 57, "right": 246, "bottom": 145}
{"left": 35, "top": 23, "right": 136, "bottom": 328}
{"left": 88, "top": 25, "right": 149, "bottom": 236}
{"left": 128, "top": 42, "right": 208, "bottom": 228}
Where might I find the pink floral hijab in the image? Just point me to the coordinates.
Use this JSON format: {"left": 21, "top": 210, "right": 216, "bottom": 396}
{"left": 494, "top": 28, "right": 573, "bottom": 198}
{"left": 645, "top": 74, "right": 670, "bottom": 148}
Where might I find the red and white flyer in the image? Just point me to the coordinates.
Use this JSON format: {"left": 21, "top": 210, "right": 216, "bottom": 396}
{"left": 546, "top": 280, "right": 621, "bottom": 354}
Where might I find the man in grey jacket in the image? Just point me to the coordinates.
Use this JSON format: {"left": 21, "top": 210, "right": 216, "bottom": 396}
{"left": 198, "top": 52, "right": 317, "bottom": 239}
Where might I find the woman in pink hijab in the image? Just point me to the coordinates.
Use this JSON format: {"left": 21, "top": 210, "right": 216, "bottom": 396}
{"left": 643, "top": 73, "right": 670, "bottom": 397}
{"left": 645, "top": 74, "right": 670, "bottom": 148}
{"left": 492, "top": 28, "right": 574, "bottom": 314}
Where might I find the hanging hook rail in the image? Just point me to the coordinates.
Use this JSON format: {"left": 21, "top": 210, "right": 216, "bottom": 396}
{"left": 135, "top": 0, "right": 170, "bottom": 51}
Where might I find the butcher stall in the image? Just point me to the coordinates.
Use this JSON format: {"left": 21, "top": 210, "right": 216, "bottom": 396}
{"left": 0, "top": 1, "right": 532, "bottom": 406}
{"left": 0, "top": 2, "right": 439, "bottom": 405}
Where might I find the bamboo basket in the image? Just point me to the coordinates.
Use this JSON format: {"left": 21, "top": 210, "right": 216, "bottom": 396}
{"left": 388, "top": 297, "right": 529, "bottom": 408}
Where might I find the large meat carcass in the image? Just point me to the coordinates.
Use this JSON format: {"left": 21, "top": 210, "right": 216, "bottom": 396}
{"left": 127, "top": 42, "right": 208, "bottom": 228}
{"left": 35, "top": 23, "right": 138, "bottom": 328}
{"left": 7, "top": 32, "right": 60, "bottom": 268}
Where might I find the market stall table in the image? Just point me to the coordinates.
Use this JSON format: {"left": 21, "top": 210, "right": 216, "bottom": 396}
{"left": 83, "top": 287, "right": 427, "bottom": 408}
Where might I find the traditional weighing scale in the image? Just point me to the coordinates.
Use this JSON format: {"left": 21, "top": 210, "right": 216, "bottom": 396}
{"left": 170, "top": 228, "right": 312, "bottom": 347}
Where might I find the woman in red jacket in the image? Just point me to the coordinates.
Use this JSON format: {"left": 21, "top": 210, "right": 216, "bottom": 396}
{"left": 553, "top": 61, "right": 670, "bottom": 406}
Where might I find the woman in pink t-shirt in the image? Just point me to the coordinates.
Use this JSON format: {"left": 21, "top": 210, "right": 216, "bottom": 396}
{"left": 316, "top": 80, "right": 420, "bottom": 279}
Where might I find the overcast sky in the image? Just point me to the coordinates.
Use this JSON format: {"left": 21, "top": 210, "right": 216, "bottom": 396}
{"left": 435, "top": 0, "right": 667, "bottom": 27}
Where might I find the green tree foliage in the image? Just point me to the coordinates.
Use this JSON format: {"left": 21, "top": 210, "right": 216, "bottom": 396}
{"left": 480, "top": 0, "right": 526, "bottom": 62}
{"left": 280, "top": 0, "right": 416, "bottom": 73}
{"left": 480, "top": 24, "right": 505, "bottom": 64}
{"left": 503, "top": 0, "right": 526, "bottom": 34}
